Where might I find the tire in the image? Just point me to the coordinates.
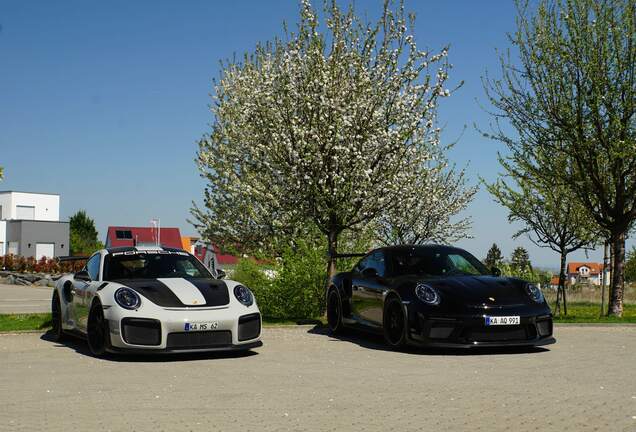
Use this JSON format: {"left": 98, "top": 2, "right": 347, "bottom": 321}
{"left": 326, "top": 288, "right": 343, "bottom": 334}
{"left": 383, "top": 296, "right": 407, "bottom": 348}
{"left": 50, "top": 291, "right": 65, "bottom": 342}
{"left": 87, "top": 299, "right": 110, "bottom": 357}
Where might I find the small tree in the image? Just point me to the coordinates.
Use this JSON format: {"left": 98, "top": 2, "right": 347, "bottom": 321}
{"left": 69, "top": 210, "right": 104, "bottom": 256}
{"left": 193, "top": 0, "right": 458, "bottom": 278}
{"left": 510, "top": 246, "right": 532, "bottom": 273}
{"left": 484, "top": 243, "right": 504, "bottom": 269}
{"left": 487, "top": 178, "right": 597, "bottom": 315}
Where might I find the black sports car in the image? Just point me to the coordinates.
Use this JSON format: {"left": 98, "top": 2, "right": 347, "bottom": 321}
{"left": 326, "top": 245, "right": 555, "bottom": 348}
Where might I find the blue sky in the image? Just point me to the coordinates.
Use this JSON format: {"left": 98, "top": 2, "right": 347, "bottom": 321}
{"left": 0, "top": 0, "right": 631, "bottom": 267}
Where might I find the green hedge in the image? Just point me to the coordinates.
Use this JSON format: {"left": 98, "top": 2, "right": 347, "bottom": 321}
{"left": 232, "top": 241, "right": 328, "bottom": 319}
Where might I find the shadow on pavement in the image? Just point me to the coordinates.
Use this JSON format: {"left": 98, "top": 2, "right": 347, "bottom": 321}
{"left": 40, "top": 331, "right": 259, "bottom": 362}
{"left": 307, "top": 324, "right": 550, "bottom": 356}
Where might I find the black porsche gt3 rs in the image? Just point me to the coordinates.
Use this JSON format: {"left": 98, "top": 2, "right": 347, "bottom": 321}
{"left": 326, "top": 245, "right": 555, "bottom": 349}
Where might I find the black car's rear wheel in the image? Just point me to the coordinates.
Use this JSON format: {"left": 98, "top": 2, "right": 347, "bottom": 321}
{"left": 383, "top": 296, "right": 406, "bottom": 348}
{"left": 50, "top": 291, "right": 65, "bottom": 342}
{"left": 87, "top": 300, "right": 110, "bottom": 357}
{"left": 326, "top": 289, "right": 343, "bottom": 334}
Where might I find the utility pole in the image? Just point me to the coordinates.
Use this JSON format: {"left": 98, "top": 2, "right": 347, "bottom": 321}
{"left": 601, "top": 241, "right": 608, "bottom": 317}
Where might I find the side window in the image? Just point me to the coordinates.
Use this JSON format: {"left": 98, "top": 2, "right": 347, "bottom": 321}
{"left": 354, "top": 255, "right": 373, "bottom": 273}
{"left": 86, "top": 254, "right": 101, "bottom": 281}
{"left": 369, "top": 251, "right": 386, "bottom": 277}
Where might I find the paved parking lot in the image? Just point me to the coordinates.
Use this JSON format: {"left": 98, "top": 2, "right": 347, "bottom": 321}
{"left": 0, "top": 283, "right": 52, "bottom": 314}
{"left": 1, "top": 325, "right": 635, "bottom": 432}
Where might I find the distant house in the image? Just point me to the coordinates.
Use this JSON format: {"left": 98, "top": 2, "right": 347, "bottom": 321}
{"left": 567, "top": 262, "right": 609, "bottom": 286}
{"left": 181, "top": 235, "right": 239, "bottom": 268}
{"left": 105, "top": 226, "right": 183, "bottom": 249}
{"left": 0, "top": 191, "right": 70, "bottom": 259}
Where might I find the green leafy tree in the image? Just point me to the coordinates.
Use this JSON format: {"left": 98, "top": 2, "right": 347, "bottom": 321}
{"left": 483, "top": 0, "right": 636, "bottom": 316}
{"left": 484, "top": 243, "right": 504, "bottom": 269}
{"left": 69, "top": 210, "right": 104, "bottom": 256}
{"left": 192, "top": 0, "right": 460, "bottom": 278}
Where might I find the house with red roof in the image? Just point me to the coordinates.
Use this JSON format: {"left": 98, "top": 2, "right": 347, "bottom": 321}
{"left": 567, "top": 262, "right": 609, "bottom": 286}
{"left": 105, "top": 226, "right": 183, "bottom": 249}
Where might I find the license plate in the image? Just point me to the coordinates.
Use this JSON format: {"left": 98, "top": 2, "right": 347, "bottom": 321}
{"left": 485, "top": 316, "right": 520, "bottom": 326}
{"left": 184, "top": 321, "right": 218, "bottom": 331}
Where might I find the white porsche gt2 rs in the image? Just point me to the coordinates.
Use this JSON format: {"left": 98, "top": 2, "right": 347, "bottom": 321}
{"left": 51, "top": 246, "right": 262, "bottom": 356}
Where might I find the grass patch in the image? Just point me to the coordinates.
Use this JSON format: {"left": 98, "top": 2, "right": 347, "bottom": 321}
{"left": 552, "top": 302, "right": 636, "bottom": 323}
{"left": 0, "top": 313, "right": 52, "bottom": 332}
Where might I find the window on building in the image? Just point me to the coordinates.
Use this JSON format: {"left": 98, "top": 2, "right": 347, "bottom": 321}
{"left": 115, "top": 230, "right": 133, "bottom": 239}
{"left": 16, "top": 205, "right": 35, "bottom": 220}
{"left": 0, "top": 205, "right": 3, "bottom": 220}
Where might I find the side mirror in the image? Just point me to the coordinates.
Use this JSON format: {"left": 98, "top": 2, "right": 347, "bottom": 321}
{"left": 74, "top": 270, "right": 91, "bottom": 282}
{"left": 491, "top": 267, "right": 501, "bottom": 277}
{"left": 216, "top": 269, "right": 227, "bottom": 279}
{"left": 362, "top": 267, "right": 378, "bottom": 278}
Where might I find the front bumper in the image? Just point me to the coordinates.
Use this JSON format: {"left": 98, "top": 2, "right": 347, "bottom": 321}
{"left": 407, "top": 309, "right": 555, "bottom": 348}
{"left": 104, "top": 304, "right": 262, "bottom": 353}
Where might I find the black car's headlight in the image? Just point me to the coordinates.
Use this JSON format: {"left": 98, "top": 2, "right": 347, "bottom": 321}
{"left": 233, "top": 284, "right": 254, "bottom": 306}
{"left": 524, "top": 283, "right": 544, "bottom": 303}
{"left": 415, "top": 284, "right": 440, "bottom": 305}
{"left": 115, "top": 287, "right": 141, "bottom": 310}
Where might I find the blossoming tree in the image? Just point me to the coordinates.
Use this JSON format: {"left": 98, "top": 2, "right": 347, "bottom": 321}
{"left": 193, "top": 0, "right": 466, "bottom": 277}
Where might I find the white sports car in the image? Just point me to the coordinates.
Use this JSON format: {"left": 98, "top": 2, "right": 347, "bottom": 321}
{"left": 51, "top": 246, "right": 262, "bottom": 356}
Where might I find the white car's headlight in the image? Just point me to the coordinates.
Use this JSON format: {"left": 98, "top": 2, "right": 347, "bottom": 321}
{"left": 524, "top": 283, "right": 544, "bottom": 303}
{"left": 233, "top": 285, "right": 254, "bottom": 306}
{"left": 415, "top": 284, "right": 440, "bottom": 305}
{"left": 115, "top": 287, "right": 141, "bottom": 310}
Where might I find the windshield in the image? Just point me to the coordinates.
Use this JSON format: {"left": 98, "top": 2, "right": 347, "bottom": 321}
{"left": 389, "top": 247, "right": 490, "bottom": 277}
{"left": 103, "top": 250, "right": 212, "bottom": 280}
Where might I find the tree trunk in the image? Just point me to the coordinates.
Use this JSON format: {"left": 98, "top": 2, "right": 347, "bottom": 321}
{"left": 556, "top": 251, "right": 567, "bottom": 316}
{"left": 608, "top": 232, "right": 625, "bottom": 317}
{"left": 326, "top": 230, "right": 338, "bottom": 280}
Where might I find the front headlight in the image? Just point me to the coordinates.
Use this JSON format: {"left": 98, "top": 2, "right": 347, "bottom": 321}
{"left": 233, "top": 284, "right": 254, "bottom": 306}
{"left": 524, "top": 283, "right": 544, "bottom": 303}
{"left": 415, "top": 283, "right": 440, "bottom": 305}
{"left": 115, "top": 287, "right": 141, "bottom": 310}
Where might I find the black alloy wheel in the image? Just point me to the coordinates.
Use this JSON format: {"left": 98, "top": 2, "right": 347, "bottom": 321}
{"left": 87, "top": 300, "right": 110, "bottom": 357}
{"left": 326, "top": 289, "right": 343, "bottom": 334}
{"left": 50, "top": 291, "right": 65, "bottom": 342}
{"left": 383, "top": 297, "right": 407, "bottom": 348}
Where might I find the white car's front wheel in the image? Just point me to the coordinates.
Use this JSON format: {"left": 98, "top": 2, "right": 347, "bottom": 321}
{"left": 87, "top": 300, "right": 110, "bottom": 356}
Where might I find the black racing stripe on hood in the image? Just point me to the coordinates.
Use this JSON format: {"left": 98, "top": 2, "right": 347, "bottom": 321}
{"left": 187, "top": 278, "right": 230, "bottom": 307}
{"left": 113, "top": 279, "right": 185, "bottom": 307}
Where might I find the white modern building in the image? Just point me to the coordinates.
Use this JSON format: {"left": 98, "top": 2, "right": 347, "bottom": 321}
{"left": 0, "top": 191, "right": 70, "bottom": 259}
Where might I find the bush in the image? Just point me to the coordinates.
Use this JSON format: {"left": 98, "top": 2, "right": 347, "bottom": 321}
{"left": 232, "top": 240, "right": 328, "bottom": 320}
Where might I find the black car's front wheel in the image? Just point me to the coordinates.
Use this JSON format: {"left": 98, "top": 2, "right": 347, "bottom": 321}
{"left": 383, "top": 296, "right": 407, "bottom": 348}
{"left": 87, "top": 299, "right": 110, "bottom": 357}
{"left": 326, "top": 288, "right": 343, "bottom": 334}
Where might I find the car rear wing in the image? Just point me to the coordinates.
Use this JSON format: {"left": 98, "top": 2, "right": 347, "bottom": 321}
{"left": 56, "top": 256, "right": 89, "bottom": 262}
{"left": 328, "top": 252, "right": 367, "bottom": 259}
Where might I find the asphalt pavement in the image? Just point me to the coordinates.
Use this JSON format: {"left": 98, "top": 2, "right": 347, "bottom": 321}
{"left": 1, "top": 325, "right": 635, "bottom": 431}
{"left": 0, "top": 283, "right": 52, "bottom": 314}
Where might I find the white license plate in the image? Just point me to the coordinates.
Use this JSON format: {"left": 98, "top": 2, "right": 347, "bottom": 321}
{"left": 184, "top": 321, "right": 218, "bottom": 331}
{"left": 485, "top": 316, "right": 520, "bottom": 326}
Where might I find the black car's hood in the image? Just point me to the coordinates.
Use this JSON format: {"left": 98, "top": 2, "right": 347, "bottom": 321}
{"left": 393, "top": 274, "right": 531, "bottom": 307}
